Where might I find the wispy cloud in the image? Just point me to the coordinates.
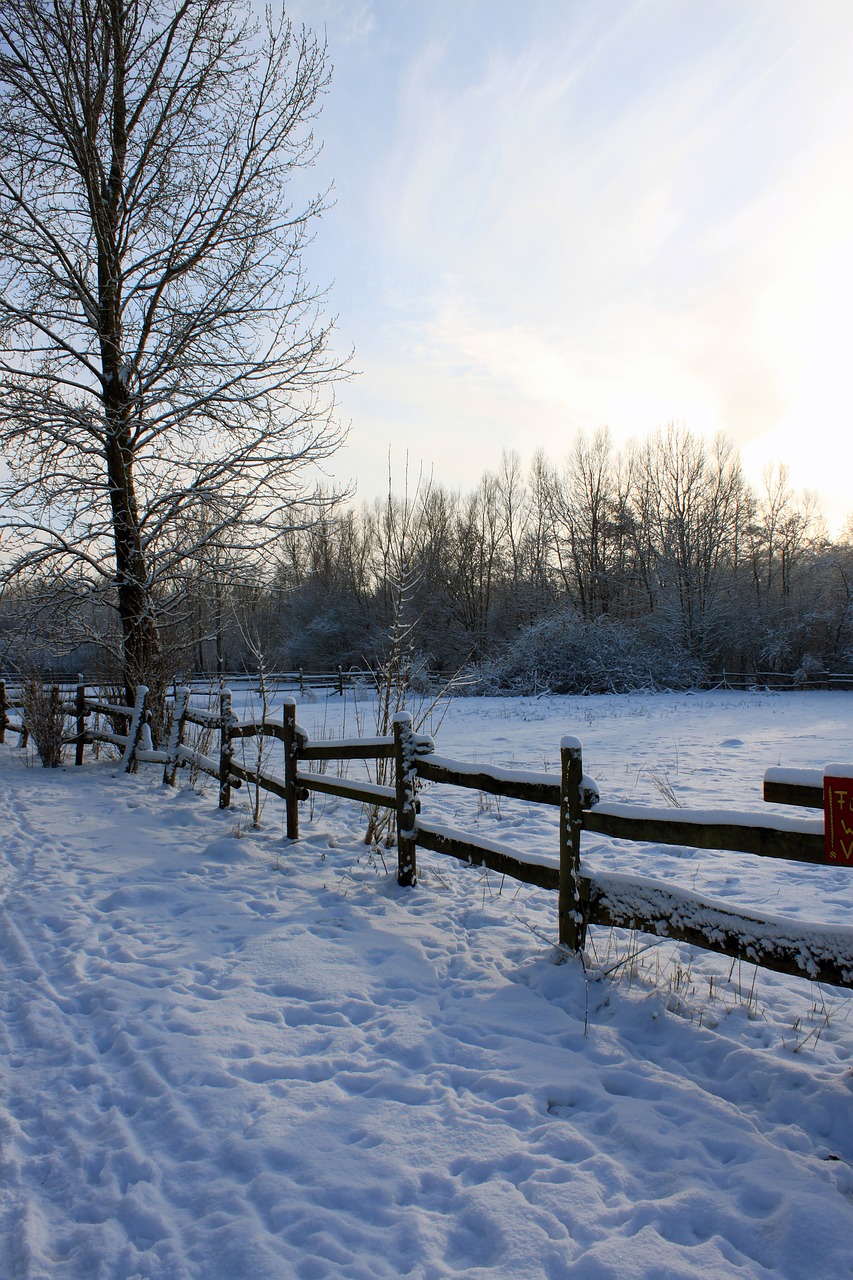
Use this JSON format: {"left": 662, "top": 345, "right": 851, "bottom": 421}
{"left": 304, "top": 0, "right": 853, "bottom": 529}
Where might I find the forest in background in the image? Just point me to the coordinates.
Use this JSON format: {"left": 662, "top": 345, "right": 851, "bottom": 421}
{"left": 2, "top": 2, "right": 849, "bottom": 707}
{"left": 3, "top": 424, "right": 852, "bottom": 695}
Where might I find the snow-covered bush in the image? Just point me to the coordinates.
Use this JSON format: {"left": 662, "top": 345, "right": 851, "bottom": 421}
{"left": 484, "top": 610, "right": 700, "bottom": 694}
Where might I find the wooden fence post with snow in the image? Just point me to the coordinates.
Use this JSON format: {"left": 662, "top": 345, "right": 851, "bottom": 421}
{"left": 282, "top": 698, "right": 300, "bottom": 840}
{"left": 394, "top": 712, "right": 418, "bottom": 887}
{"left": 559, "top": 737, "right": 586, "bottom": 952}
{"left": 74, "top": 677, "right": 87, "bottom": 766}
{"left": 122, "top": 685, "right": 149, "bottom": 774}
{"left": 163, "top": 686, "right": 190, "bottom": 786}
{"left": 218, "top": 689, "right": 234, "bottom": 809}
{"left": 0, "top": 679, "right": 6, "bottom": 745}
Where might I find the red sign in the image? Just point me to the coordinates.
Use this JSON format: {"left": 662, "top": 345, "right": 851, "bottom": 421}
{"left": 824, "top": 775, "right": 853, "bottom": 865}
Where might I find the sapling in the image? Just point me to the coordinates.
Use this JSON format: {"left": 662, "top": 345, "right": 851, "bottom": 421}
{"left": 21, "top": 678, "right": 64, "bottom": 767}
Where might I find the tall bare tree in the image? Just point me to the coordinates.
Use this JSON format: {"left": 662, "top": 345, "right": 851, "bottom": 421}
{"left": 634, "top": 425, "right": 745, "bottom": 660}
{"left": 0, "top": 0, "right": 344, "bottom": 703}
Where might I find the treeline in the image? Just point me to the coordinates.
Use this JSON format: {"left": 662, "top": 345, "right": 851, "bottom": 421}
{"left": 4, "top": 426, "right": 852, "bottom": 694}
{"left": 219, "top": 425, "right": 853, "bottom": 691}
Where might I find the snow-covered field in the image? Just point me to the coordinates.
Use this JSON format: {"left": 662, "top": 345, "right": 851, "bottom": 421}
{"left": 2, "top": 690, "right": 852, "bottom": 1279}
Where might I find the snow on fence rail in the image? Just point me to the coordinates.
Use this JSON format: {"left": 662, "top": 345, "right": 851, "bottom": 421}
{"left": 2, "top": 680, "right": 851, "bottom": 990}
{"left": 0, "top": 668, "right": 360, "bottom": 696}
{"left": 706, "top": 670, "right": 853, "bottom": 691}
{"left": 0, "top": 666, "right": 480, "bottom": 703}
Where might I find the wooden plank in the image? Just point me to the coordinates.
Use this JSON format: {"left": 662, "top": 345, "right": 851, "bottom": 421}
{"left": 232, "top": 720, "right": 286, "bottom": 742}
{"left": 229, "top": 758, "right": 286, "bottom": 800}
{"left": 415, "top": 819, "right": 559, "bottom": 891}
{"left": 763, "top": 767, "right": 824, "bottom": 809}
{"left": 586, "top": 879, "right": 853, "bottom": 989}
{"left": 416, "top": 756, "right": 560, "bottom": 806}
{"left": 88, "top": 729, "right": 128, "bottom": 749}
{"left": 583, "top": 807, "right": 825, "bottom": 864}
{"left": 175, "top": 745, "right": 243, "bottom": 788}
{"left": 87, "top": 699, "right": 134, "bottom": 717}
{"left": 763, "top": 779, "right": 823, "bottom": 810}
{"left": 299, "top": 738, "right": 395, "bottom": 761}
{"left": 183, "top": 706, "right": 222, "bottom": 728}
{"left": 295, "top": 770, "right": 397, "bottom": 809}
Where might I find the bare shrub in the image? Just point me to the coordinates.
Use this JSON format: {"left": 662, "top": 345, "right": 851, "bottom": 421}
{"left": 21, "top": 680, "right": 64, "bottom": 767}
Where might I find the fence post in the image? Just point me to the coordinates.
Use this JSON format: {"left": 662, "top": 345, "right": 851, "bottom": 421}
{"left": 219, "top": 688, "right": 234, "bottom": 809}
{"left": 394, "top": 712, "right": 418, "bottom": 887}
{"left": 122, "top": 685, "right": 149, "bottom": 773}
{"left": 337, "top": 665, "right": 343, "bottom": 696}
{"left": 0, "top": 679, "right": 6, "bottom": 745}
{"left": 48, "top": 685, "right": 62, "bottom": 766}
{"left": 163, "top": 686, "right": 190, "bottom": 786}
{"left": 75, "top": 676, "right": 86, "bottom": 766}
{"left": 282, "top": 698, "right": 300, "bottom": 839}
{"left": 559, "top": 736, "right": 586, "bottom": 951}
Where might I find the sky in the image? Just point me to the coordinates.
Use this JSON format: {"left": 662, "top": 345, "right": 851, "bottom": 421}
{"left": 284, "top": 0, "right": 853, "bottom": 534}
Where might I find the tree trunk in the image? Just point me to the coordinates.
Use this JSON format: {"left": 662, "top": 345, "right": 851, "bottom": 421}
{"left": 95, "top": 9, "right": 161, "bottom": 710}
{"left": 104, "top": 398, "right": 161, "bottom": 708}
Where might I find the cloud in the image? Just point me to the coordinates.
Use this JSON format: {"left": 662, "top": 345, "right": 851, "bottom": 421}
{"left": 316, "top": 0, "right": 853, "bottom": 530}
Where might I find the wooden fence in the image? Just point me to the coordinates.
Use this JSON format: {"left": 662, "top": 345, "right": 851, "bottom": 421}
{"left": 706, "top": 671, "right": 853, "bottom": 691}
{"left": 0, "top": 666, "right": 479, "bottom": 701}
{"left": 7, "top": 667, "right": 853, "bottom": 701}
{"left": 2, "top": 680, "right": 850, "bottom": 990}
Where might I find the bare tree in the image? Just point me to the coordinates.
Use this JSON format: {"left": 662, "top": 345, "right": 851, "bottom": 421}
{"left": 0, "top": 0, "right": 345, "bottom": 707}
{"left": 634, "top": 425, "right": 745, "bottom": 661}
{"left": 547, "top": 429, "right": 637, "bottom": 620}
{"left": 448, "top": 473, "right": 503, "bottom": 658}
{"left": 524, "top": 449, "right": 558, "bottom": 615}
{"left": 748, "top": 465, "right": 820, "bottom": 603}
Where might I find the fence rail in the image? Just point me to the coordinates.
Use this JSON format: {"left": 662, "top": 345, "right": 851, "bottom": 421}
{"left": 583, "top": 803, "right": 825, "bottom": 863}
{"left": 763, "top": 767, "right": 824, "bottom": 810}
{"left": 0, "top": 666, "right": 481, "bottom": 702}
{"left": 706, "top": 671, "right": 853, "bottom": 691}
{"left": 2, "top": 678, "right": 851, "bottom": 991}
{"left": 416, "top": 755, "right": 561, "bottom": 806}
{"left": 4, "top": 666, "right": 853, "bottom": 702}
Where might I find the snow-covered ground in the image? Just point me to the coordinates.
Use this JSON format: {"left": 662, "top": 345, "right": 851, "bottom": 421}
{"left": 2, "top": 690, "right": 852, "bottom": 1279}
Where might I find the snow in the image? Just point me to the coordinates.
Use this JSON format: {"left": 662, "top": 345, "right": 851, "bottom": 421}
{"left": 590, "top": 871, "right": 853, "bottom": 984}
{"left": 765, "top": 766, "right": 824, "bottom": 788}
{"left": 590, "top": 799, "right": 824, "bottom": 835}
{"left": 295, "top": 770, "right": 396, "bottom": 805}
{"left": 2, "top": 690, "right": 853, "bottom": 1279}
{"left": 826, "top": 764, "right": 853, "bottom": 780}
{"left": 422, "top": 753, "right": 560, "bottom": 793}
